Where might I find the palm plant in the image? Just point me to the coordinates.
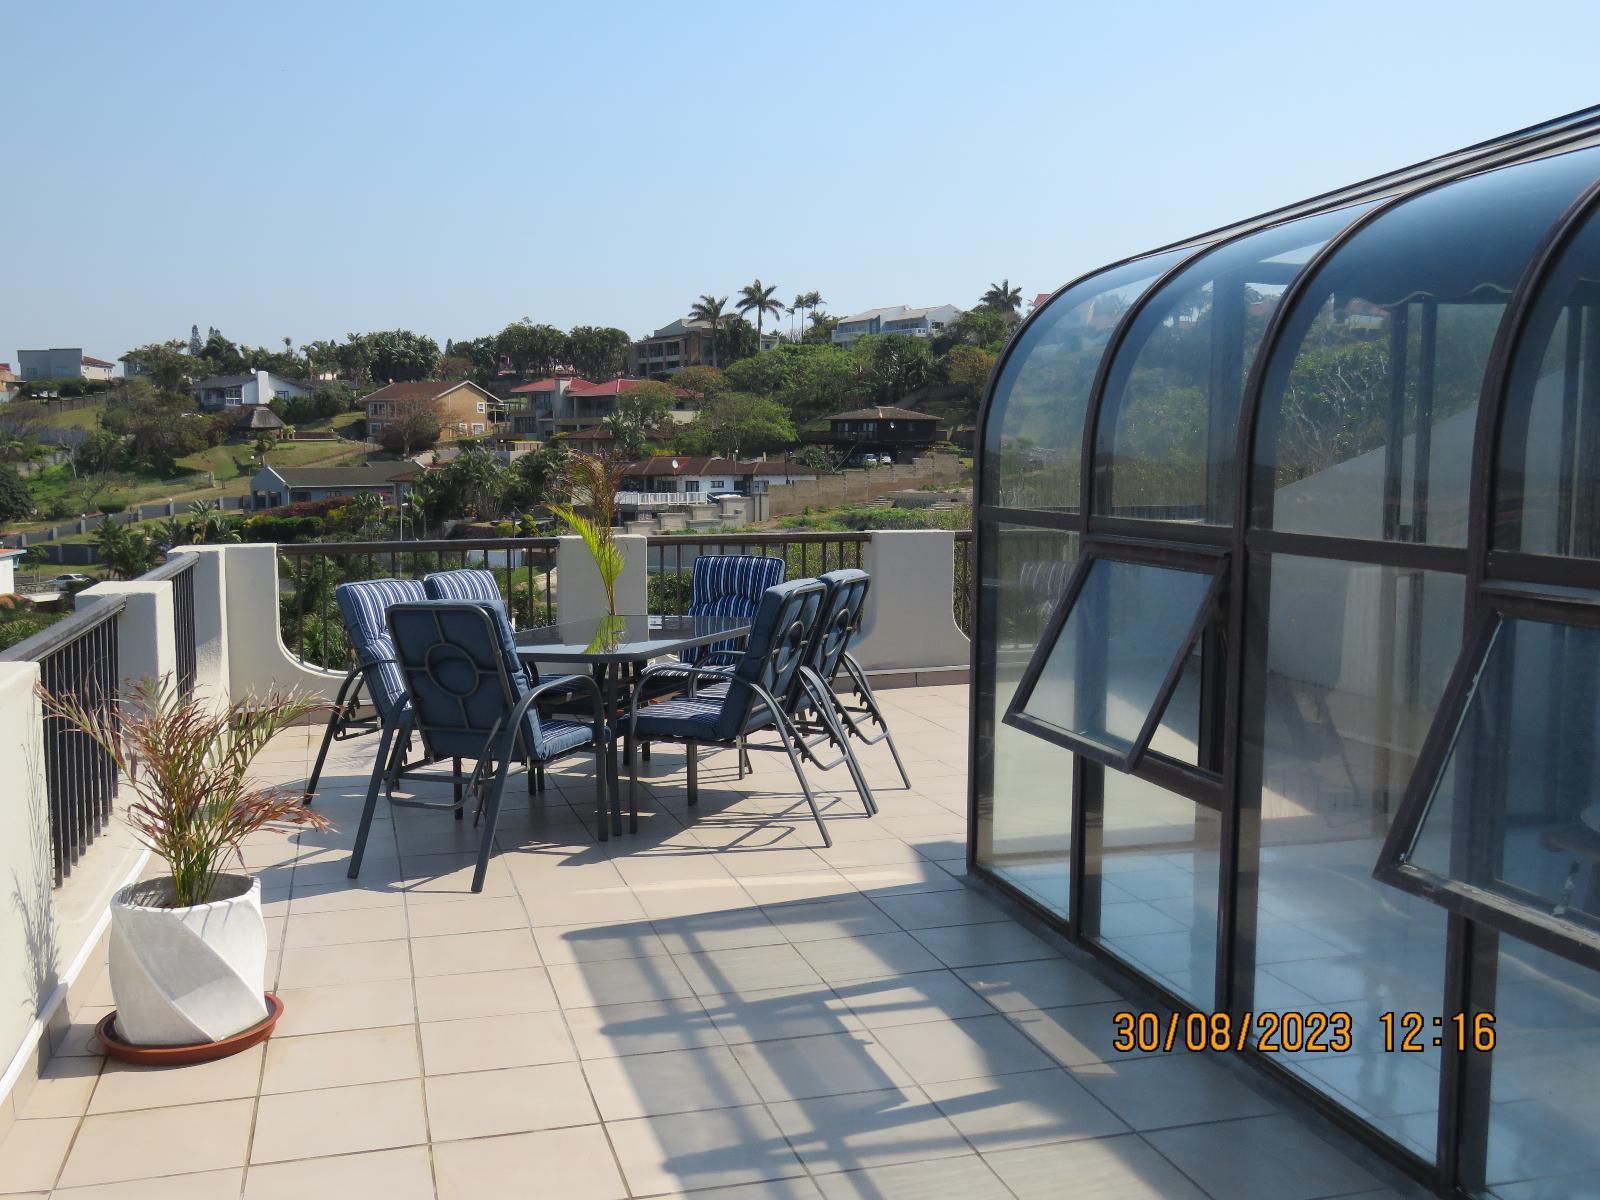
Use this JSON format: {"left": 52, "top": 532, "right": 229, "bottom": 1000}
{"left": 790, "top": 294, "right": 807, "bottom": 341}
{"left": 736, "top": 279, "right": 784, "bottom": 350}
{"left": 689, "top": 294, "right": 728, "bottom": 368}
{"left": 982, "top": 279, "right": 1023, "bottom": 313}
{"left": 547, "top": 452, "right": 627, "bottom": 615}
{"left": 42, "top": 678, "right": 331, "bottom": 907}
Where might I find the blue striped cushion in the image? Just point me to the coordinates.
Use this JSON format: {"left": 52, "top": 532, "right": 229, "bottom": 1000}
{"left": 424, "top": 569, "right": 506, "bottom": 618}
{"left": 682, "top": 555, "right": 784, "bottom": 664}
{"left": 335, "top": 579, "right": 428, "bottom": 722}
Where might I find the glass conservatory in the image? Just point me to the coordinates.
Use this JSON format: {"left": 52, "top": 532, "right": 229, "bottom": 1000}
{"left": 969, "top": 109, "right": 1600, "bottom": 1198}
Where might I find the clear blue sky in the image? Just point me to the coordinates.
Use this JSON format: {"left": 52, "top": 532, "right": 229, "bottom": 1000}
{"left": 6, "top": 1, "right": 1599, "bottom": 365}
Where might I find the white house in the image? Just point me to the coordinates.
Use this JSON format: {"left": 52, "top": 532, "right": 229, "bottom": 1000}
{"left": 16, "top": 349, "right": 117, "bottom": 382}
{"left": 194, "top": 369, "right": 310, "bottom": 411}
{"left": 0, "top": 548, "right": 25, "bottom": 593}
{"left": 830, "top": 304, "right": 962, "bottom": 347}
{"left": 619, "top": 456, "right": 819, "bottom": 502}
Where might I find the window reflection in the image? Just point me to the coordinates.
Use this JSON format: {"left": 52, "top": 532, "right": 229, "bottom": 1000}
{"left": 1408, "top": 617, "right": 1600, "bottom": 932}
{"left": 1243, "top": 554, "right": 1461, "bottom": 1155}
{"left": 1098, "top": 207, "right": 1368, "bottom": 523}
{"left": 1496, "top": 204, "right": 1600, "bottom": 559}
{"left": 974, "top": 524, "right": 1080, "bottom": 915}
{"left": 984, "top": 252, "right": 1185, "bottom": 511}
{"left": 1255, "top": 147, "right": 1600, "bottom": 545}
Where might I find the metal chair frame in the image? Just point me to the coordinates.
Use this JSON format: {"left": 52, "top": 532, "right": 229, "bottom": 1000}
{"left": 347, "top": 603, "right": 610, "bottom": 893}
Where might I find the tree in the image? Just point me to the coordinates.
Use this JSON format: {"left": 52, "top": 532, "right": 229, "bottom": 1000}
{"left": 981, "top": 279, "right": 1022, "bottom": 314}
{"left": 442, "top": 445, "right": 510, "bottom": 519}
{"left": 379, "top": 394, "right": 443, "bottom": 457}
{"left": 496, "top": 321, "right": 568, "bottom": 377}
{"left": 943, "top": 306, "right": 1015, "bottom": 351}
{"left": 364, "top": 330, "right": 441, "bottom": 383}
{"left": 506, "top": 440, "right": 570, "bottom": 510}
{"left": 121, "top": 341, "right": 194, "bottom": 393}
{"left": 100, "top": 378, "right": 214, "bottom": 474}
{"left": 74, "top": 428, "right": 126, "bottom": 477}
{"left": 681, "top": 392, "right": 795, "bottom": 459}
{"left": 689, "top": 295, "right": 728, "bottom": 369}
{"left": 0, "top": 467, "right": 32, "bottom": 529}
{"left": 95, "top": 522, "right": 162, "bottom": 579}
{"left": 806, "top": 309, "right": 840, "bottom": 344}
{"left": 795, "top": 444, "right": 835, "bottom": 473}
{"left": 605, "top": 381, "right": 676, "bottom": 459}
{"left": 736, "top": 279, "right": 784, "bottom": 350}
{"left": 188, "top": 325, "right": 203, "bottom": 356}
{"left": 944, "top": 343, "right": 997, "bottom": 413}
{"left": 673, "top": 365, "right": 725, "bottom": 401}
{"left": 858, "top": 334, "right": 934, "bottom": 404}
{"left": 199, "top": 330, "right": 245, "bottom": 374}
{"left": 566, "top": 326, "right": 631, "bottom": 380}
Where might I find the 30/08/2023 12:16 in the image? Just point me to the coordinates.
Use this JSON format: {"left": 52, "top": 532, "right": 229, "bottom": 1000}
{"left": 1110, "top": 1011, "right": 1496, "bottom": 1054}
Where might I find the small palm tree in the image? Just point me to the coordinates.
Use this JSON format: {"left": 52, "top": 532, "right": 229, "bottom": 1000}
{"left": 689, "top": 294, "right": 728, "bottom": 368}
{"left": 790, "top": 294, "right": 806, "bottom": 341}
{"left": 982, "top": 279, "right": 1022, "bottom": 313}
{"left": 736, "top": 279, "right": 784, "bottom": 351}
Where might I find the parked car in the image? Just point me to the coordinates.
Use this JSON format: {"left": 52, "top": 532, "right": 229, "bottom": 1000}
{"left": 880, "top": 453, "right": 894, "bottom": 465}
{"left": 862, "top": 454, "right": 880, "bottom": 466}
{"left": 47, "top": 573, "right": 92, "bottom": 591}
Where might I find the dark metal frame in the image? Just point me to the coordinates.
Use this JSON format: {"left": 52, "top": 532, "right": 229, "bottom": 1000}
{"left": 1001, "top": 544, "right": 1226, "bottom": 773}
{"left": 967, "top": 107, "right": 1600, "bottom": 1197}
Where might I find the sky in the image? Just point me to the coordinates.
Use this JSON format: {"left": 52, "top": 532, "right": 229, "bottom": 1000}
{"left": 6, "top": 0, "right": 1600, "bottom": 366}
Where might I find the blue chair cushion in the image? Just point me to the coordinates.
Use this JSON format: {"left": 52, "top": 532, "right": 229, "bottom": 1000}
{"left": 425, "top": 568, "right": 583, "bottom": 695}
{"left": 336, "top": 579, "right": 429, "bottom": 723}
{"left": 682, "top": 554, "right": 785, "bottom": 664}
{"left": 629, "top": 695, "right": 772, "bottom": 741}
{"left": 535, "top": 718, "right": 599, "bottom": 758}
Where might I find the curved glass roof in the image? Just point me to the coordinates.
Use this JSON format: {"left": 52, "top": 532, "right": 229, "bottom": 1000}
{"left": 980, "top": 139, "right": 1600, "bottom": 573}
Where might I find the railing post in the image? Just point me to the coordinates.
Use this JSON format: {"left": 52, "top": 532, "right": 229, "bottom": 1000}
{"left": 851, "top": 530, "right": 971, "bottom": 673}
{"left": 74, "top": 581, "right": 175, "bottom": 694}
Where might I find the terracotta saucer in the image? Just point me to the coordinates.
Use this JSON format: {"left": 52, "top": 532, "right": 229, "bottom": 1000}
{"left": 95, "top": 993, "right": 284, "bottom": 1066}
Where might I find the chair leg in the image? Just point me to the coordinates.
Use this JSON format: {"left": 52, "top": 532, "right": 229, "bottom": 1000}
{"left": 348, "top": 724, "right": 395, "bottom": 880}
{"left": 472, "top": 758, "right": 512, "bottom": 894}
{"left": 847, "top": 654, "right": 911, "bottom": 789}
{"left": 642, "top": 741, "right": 651, "bottom": 762}
{"left": 303, "top": 707, "right": 343, "bottom": 806}
{"left": 881, "top": 724, "right": 913, "bottom": 791}
{"left": 453, "top": 756, "right": 464, "bottom": 820}
{"left": 686, "top": 740, "right": 698, "bottom": 807}
{"left": 736, "top": 734, "right": 746, "bottom": 780}
{"left": 778, "top": 731, "right": 831, "bottom": 848}
{"left": 627, "top": 744, "right": 639, "bottom": 831}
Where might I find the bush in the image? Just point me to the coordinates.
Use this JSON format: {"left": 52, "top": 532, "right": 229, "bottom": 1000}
{"left": 243, "top": 514, "right": 324, "bottom": 544}
{"left": 648, "top": 572, "right": 694, "bottom": 614}
{"left": 0, "top": 613, "right": 61, "bottom": 651}
{"left": 97, "top": 499, "right": 127, "bottom": 515}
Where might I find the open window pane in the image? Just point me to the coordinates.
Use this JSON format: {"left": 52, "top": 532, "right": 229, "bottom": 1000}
{"left": 1007, "top": 557, "right": 1217, "bottom": 768}
{"left": 1406, "top": 616, "right": 1600, "bottom": 932}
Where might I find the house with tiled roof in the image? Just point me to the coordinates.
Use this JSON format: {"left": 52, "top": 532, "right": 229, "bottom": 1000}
{"left": 16, "top": 348, "right": 118, "bottom": 383}
{"left": 829, "top": 304, "right": 961, "bottom": 347}
{"left": 510, "top": 376, "right": 695, "bottom": 439}
{"left": 805, "top": 404, "right": 942, "bottom": 462}
{"left": 247, "top": 461, "right": 422, "bottom": 510}
{"left": 617, "top": 455, "right": 818, "bottom": 503}
{"left": 361, "top": 380, "right": 501, "bottom": 443}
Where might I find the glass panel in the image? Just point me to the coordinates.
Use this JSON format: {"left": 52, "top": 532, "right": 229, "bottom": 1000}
{"left": 1407, "top": 617, "right": 1600, "bottom": 931}
{"left": 974, "top": 523, "right": 1079, "bottom": 915}
{"left": 1097, "top": 206, "right": 1369, "bottom": 523}
{"left": 1495, "top": 202, "right": 1600, "bottom": 558}
{"left": 1243, "top": 553, "right": 1462, "bottom": 1157}
{"left": 1146, "top": 642, "right": 1203, "bottom": 766}
{"left": 983, "top": 251, "right": 1186, "bottom": 511}
{"left": 1255, "top": 147, "right": 1600, "bottom": 545}
{"left": 1483, "top": 937, "right": 1600, "bottom": 1198}
{"left": 1097, "top": 772, "right": 1219, "bottom": 1007}
{"left": 1011, "top": 558, "right": 1214, "bottom": 765}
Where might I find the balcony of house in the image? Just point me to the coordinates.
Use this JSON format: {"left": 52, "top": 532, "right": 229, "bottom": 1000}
{"left": 0, "top": 533, "right": 1428, "bottom": 1200}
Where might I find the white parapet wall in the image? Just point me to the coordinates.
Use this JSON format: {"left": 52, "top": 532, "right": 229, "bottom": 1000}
{"left": 555, "top": 533, "right": 648, "bottom": 617}
{"left": 0, "top": 662, "right": 53, "bottom": 1128}
{"left": 74, "top": 581, "right": 175, "bottom": 692}
{"left": 851, "top": 530, "right": 971, "bottom": 672}
{"left": 168, "top": 547, "right": 231, "bottom": 707}
{"left": 210, "top": 543, "right": 346, "bottom": 702}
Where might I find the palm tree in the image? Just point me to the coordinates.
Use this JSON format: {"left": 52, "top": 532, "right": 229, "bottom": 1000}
{"left": 982, "top": 279, "right": 1022, "bottom": 314}
{"left": 689, "top": 294, "right": 728, "bottom": 368}
{"left": 790, "top": 294, "right": 806, "bottom": 342}
{"left": 736, "top": 279, "right": 784, "bottom": 352}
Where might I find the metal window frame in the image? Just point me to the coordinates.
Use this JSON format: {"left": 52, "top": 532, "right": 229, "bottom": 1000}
{"left": 1002, "top": 539, "right": 1227, "bottom": 774}
{"left": 1376, "top": 585, "right": 1600, "bottom": 973}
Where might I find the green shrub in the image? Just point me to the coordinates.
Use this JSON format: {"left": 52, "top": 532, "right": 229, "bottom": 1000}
{"left": 97, "top": 499, "right": 127, "bottom": 515}
{"left": 648, "top": 572, "right": 694, "bottom": 614}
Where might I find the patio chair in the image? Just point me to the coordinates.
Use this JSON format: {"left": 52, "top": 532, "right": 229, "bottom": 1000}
{"left": 679, "top": 553, "right": 786, "bottom": 666}
{"left": 424, "top": 568, "right": 584, "bottom": 791}
{"left": 303, "top": 578, "right": 428, "bottom": 805}
{"left": 347, "top": 599, "right": 609, "bottom": 893}
{"left": 798, "top": 568, "right": 912, "bottom": 789}
{"left": 622, "top": 578, "right": 874, "bottom": 846}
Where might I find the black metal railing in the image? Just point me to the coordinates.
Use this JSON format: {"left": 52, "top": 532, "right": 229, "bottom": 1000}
{"left": 275, "top": 529, "right": 974, "bottom": 670}
{"left": 277, "top": 538, "right": 562, "bottom": 671}
{"left": 0, "top": 597, "right": 125, "bottom": 885}
{"left": 143, "top": 555, "right": 198, "bottom": 700}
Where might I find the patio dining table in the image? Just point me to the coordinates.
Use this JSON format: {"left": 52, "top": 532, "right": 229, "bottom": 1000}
{"left": 514, "top": 612, "right": 753, "bottom": 838}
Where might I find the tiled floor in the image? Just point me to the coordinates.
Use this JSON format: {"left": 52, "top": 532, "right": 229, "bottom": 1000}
{"left": 0, "top": 686, "right": 1429, "bottom": 1199}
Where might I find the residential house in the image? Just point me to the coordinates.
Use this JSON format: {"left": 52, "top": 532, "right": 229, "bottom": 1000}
{"left": 829, "top": 304, "right": 962, "bottom": 347}
{"left": 618, "top": 455, "right": 818, "bottom": 503}
{"left": 16, "top": 348, "right": 117, "bottom": 382}
{"left": 362, "top": 380, "right": 502, "bottom": 443}
{"left": 0, "top": 364, "right": 20, "bottom": 404}
{"left": 0, "top": 548, "right": 25, "bottom": 593}
{"left": 247, "top": 462, "right": 419, "bottom": 510}
{"left": 805, "top": 404, "right": 942, "bottom": 461}
{"left": 193, "top": 369, "right": 310, "bottom": 412}
{"left": 512, "top": 377, "right": 693, "bottom": 440}
{"left": 629, "top": 318, "right": 780, "bottom": 378}
{"left": 506, "top": 375, "right": 581, "bottom": 439}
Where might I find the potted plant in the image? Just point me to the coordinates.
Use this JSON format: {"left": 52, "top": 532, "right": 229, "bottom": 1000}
{"left": 548, "top": 451, "right": 627, "bottom": 616}
{"left": 44, "top": 677, "right": 330, "bottom": 1058}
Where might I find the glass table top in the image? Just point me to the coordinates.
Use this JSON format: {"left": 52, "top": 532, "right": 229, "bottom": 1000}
{"left": 513, "top": 612, "right": 751, "bottom": 663}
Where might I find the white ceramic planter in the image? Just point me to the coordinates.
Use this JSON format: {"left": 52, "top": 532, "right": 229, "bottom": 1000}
{"left": 108, "top": 873, "right": 268, "bottom": 1046}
